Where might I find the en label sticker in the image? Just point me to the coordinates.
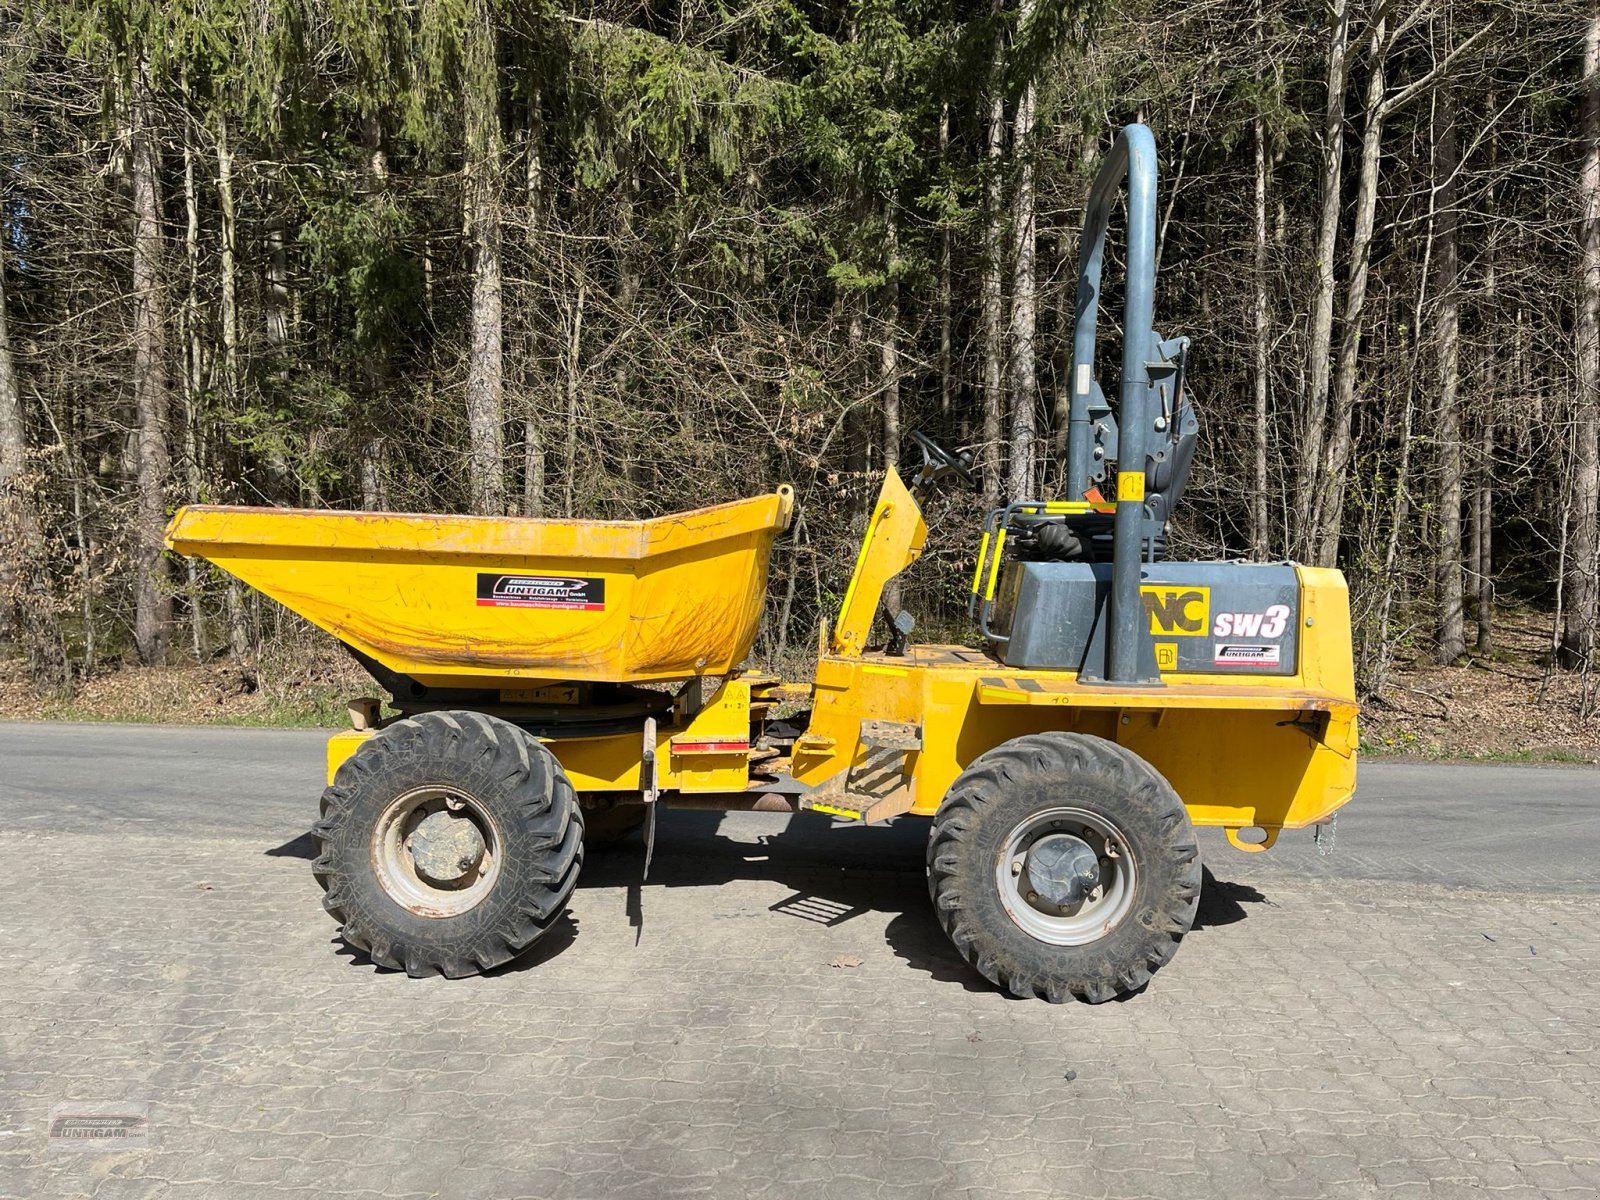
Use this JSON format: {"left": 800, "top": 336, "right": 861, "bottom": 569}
{"left": 477, "top": 573, "right": 605, "bottom": 611}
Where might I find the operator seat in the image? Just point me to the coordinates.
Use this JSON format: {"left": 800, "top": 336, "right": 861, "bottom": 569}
{"left": 1010, "top": 389, "right": 1198, "bottom": 564}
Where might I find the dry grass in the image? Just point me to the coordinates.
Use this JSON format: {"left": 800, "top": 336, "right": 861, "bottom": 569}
{"left": 1361, "top": 609, "right": 1600, "bottom": 764}
{"left": 0, "top": 643, "right": 370, "bottom": 728}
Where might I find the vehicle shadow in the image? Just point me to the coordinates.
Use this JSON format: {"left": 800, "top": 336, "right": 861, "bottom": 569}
{"left": 578, "top": 808, "right": 929, "bottom": 922}
{"left": 266, "top": 830, "right": 318, "bottom": 859}
{"left": 578, "top": 808, "right": 1001, "bottom": 992}
{"left": 310, "top": 811, "right": 1276, "bottom": 990}
{"left": 1191, "top": 866, "right": 1272, "bottom": 932}
{"left": 332, "top": 912, "right": 581, "bottom": 978}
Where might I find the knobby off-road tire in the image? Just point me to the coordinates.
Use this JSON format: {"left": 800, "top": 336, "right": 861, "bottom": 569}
{"left": 927, "top": 732, "right": 1200, "bottom": 1003}
{"left": 313, "top": 710, "right": 583, "bottom": 978}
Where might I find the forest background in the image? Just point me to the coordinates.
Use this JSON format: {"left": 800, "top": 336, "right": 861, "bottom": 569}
{"left": 2, "top": 0, "right": 1599, "bottom": 757}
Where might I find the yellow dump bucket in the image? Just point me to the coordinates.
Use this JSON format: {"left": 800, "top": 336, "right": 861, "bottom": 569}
{"left": 165, "top": 488, "right": 794, "bottom": 688}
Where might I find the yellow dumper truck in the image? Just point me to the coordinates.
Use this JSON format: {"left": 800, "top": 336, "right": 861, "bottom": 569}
{"left": 167, "top": 125, "right": 1356, "bottom": 1002}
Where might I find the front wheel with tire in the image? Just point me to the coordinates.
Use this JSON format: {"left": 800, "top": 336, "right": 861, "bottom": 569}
{"left": 927, "top": 732, "right": 1200, "bottom": 1003}
{"left": 312, "top": 710, "right": 583, "bottom": 978}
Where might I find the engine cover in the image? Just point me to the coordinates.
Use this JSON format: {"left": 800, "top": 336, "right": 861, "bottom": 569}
{"left": 991, "top": 561, "right": 1301, "bottom": 677}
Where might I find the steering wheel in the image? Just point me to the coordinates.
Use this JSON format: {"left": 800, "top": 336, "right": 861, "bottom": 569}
{"left": 909, "top": 430, "right": 978, "bottom": 490}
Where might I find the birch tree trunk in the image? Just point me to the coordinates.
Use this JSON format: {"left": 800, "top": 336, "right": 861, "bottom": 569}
{"left": 562, "top": 277, "right": 586, "bottom": 517}
{"left": 1372, "top": 257, "right": 1429, "bottom": 696}
{"left": 464, "top": 0, "right": 507, "bottom": 515}
{"left": 0, "top": 219, "right": 32, "bottom": 646}
{"left": 1472, "top": 130, "right": 1497, "bottom": 659}
{"left": 215, "top": 114, "right": 250, "bottom": 662}
{"left": 1, "top": 233, "right": 64, "bottom": 686}
{"left": 181, "top": 103, "right": 205, "bottom": 657}
{"left": 1251, "top": 109, "right": 1271, "bottom": 559}
{"left": 1315, "top": 17, "right": 1389, "bottom": 567}
{"left": 1007, "top": 10, "right": 1038, "bottom": 501}
{"left": 265, "top": 211, "right": 288, "bottom": 347}
{"left": 939, "top": 102, "right": 953, "bottom": 419}
{"left": 882, "top": 205, "right": 902, "bottom": 614}
{"left": 1471, "top": 414, "right": 1493, "bottom": 653}
{"left": 1435, "top": 84, "right": 1467, "bottom": 664}
{"left": 216, "top": 116, "right": 239, "bottom": 401}
{"left": 522, "top": 95, "right": 546, "bottom": 518}
{"left": 130, "top": 68, "right": 172, "bottom": 665}
{"left": 1565, "top": 12, "right": 1600, "bottom": 669}
{"left": 1295, "top": 0, "right": 1350, "bottom": 553}
{"left": 882, "top": 206, "right": 901, "bottom": 473}
{"left": 359, "top": 111, "right": 388, "bottom": 511}
{"left": 980, "top": 27, "right": 1006, "bottom": 508}
{"left": 261, "top": 154, "right": 293, "bottom": 497}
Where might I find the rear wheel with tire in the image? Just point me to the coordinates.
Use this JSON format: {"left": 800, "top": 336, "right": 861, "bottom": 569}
{"left": 313, "top": 710, "right": 583, "bottom": 978}
{"left": 927, "top": 732, "right": 1200, "bottom": 1003}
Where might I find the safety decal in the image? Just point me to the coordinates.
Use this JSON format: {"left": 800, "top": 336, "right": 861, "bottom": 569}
{"left": 476, "top": 573, "right": 606, "bottom": 611}
{"left": 1213, "top": 643, "right": 1281, "bottom": 667}
{"left": 1212, "top": 604, "right": 1291, "bottom": 639}
{"left": 1154, "top": 642, "right": 1179, "bottom": 672}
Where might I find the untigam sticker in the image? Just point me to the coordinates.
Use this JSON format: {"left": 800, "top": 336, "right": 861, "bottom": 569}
{"left": 1213, "top": 642, "right": 1281, "bottom": 667}
{"left": 476, "top": 573, "right": 605, "bottom": 611}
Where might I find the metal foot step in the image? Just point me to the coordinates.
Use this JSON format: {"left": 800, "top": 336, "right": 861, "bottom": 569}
{"left": 799, "top": 720, "right": 921, "bottom": 825}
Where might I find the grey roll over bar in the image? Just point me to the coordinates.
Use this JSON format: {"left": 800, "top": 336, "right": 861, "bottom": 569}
{"left": 1067, "top": 123, "right": 1161, "bottom": 686}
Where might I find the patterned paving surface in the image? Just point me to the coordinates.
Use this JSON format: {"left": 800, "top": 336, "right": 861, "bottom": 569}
{"left": 1, "top": 725, "right": 1596, "bottom": 1198}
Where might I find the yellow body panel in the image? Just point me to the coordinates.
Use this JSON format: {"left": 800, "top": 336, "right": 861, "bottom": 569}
{"left": 790, "top": 622, "right": 1357, "bottom": 833}
{"left": 831, "top": 469, "right": 928, "bottom": 656}
{"left": 783, "top": 469, "right": 1358, "bottom": 838}
{"left": 280, "top": 464, "right": 1355, "bottom": 847}
{"left": 326, "top": 678, "right": 757, "bottom": 792}
{"left": 167, "top": 489, "right": 793, "bottom": 687}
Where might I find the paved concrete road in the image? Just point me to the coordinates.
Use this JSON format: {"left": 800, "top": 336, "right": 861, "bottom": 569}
{"left": 1, "top": 722, "right": 1597, "bottom": 1199}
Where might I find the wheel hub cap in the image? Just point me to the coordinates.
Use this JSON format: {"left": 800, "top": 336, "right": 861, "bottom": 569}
{"left": 406, "top": 809, "right": 487, "bottom": 884}
{"left": 1024, "top": 833, "right": 1101, "bottom": 909}
{"left": 994, "top": 806, "right": 1137, "bottom": 946}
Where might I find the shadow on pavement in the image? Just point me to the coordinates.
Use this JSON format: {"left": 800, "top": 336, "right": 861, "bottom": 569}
{"left": 882, "top": 909, "right": 994, "bottom": 995}
{"left": 304, "top": 810, "right": 1272, "bottom": 991}
{"left": 332, "top": 912, "right": 581, "bottom": 978}
{"left": 577, "top": 808, "right": 927, "bottom": 904}
{"left": 1191, "top": 866, "right": 1272, "bottom": 932}
{"left": 580, "top": 808, "right": 993, "bottom": 983}
{"left": 266, "top": 830, "right": 318, "bottom": 859}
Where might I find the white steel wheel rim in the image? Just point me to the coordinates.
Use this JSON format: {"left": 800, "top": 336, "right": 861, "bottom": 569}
{"left": 371, "top": 786, "right": 503, "bottom": 918}
{"left": 994, "top": 805, "right": 1137, "bottom": 946}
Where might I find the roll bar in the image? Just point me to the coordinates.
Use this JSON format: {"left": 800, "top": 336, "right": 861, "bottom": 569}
{"left": 1066, "top": 123, "right": 1161, "bottom": 685}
